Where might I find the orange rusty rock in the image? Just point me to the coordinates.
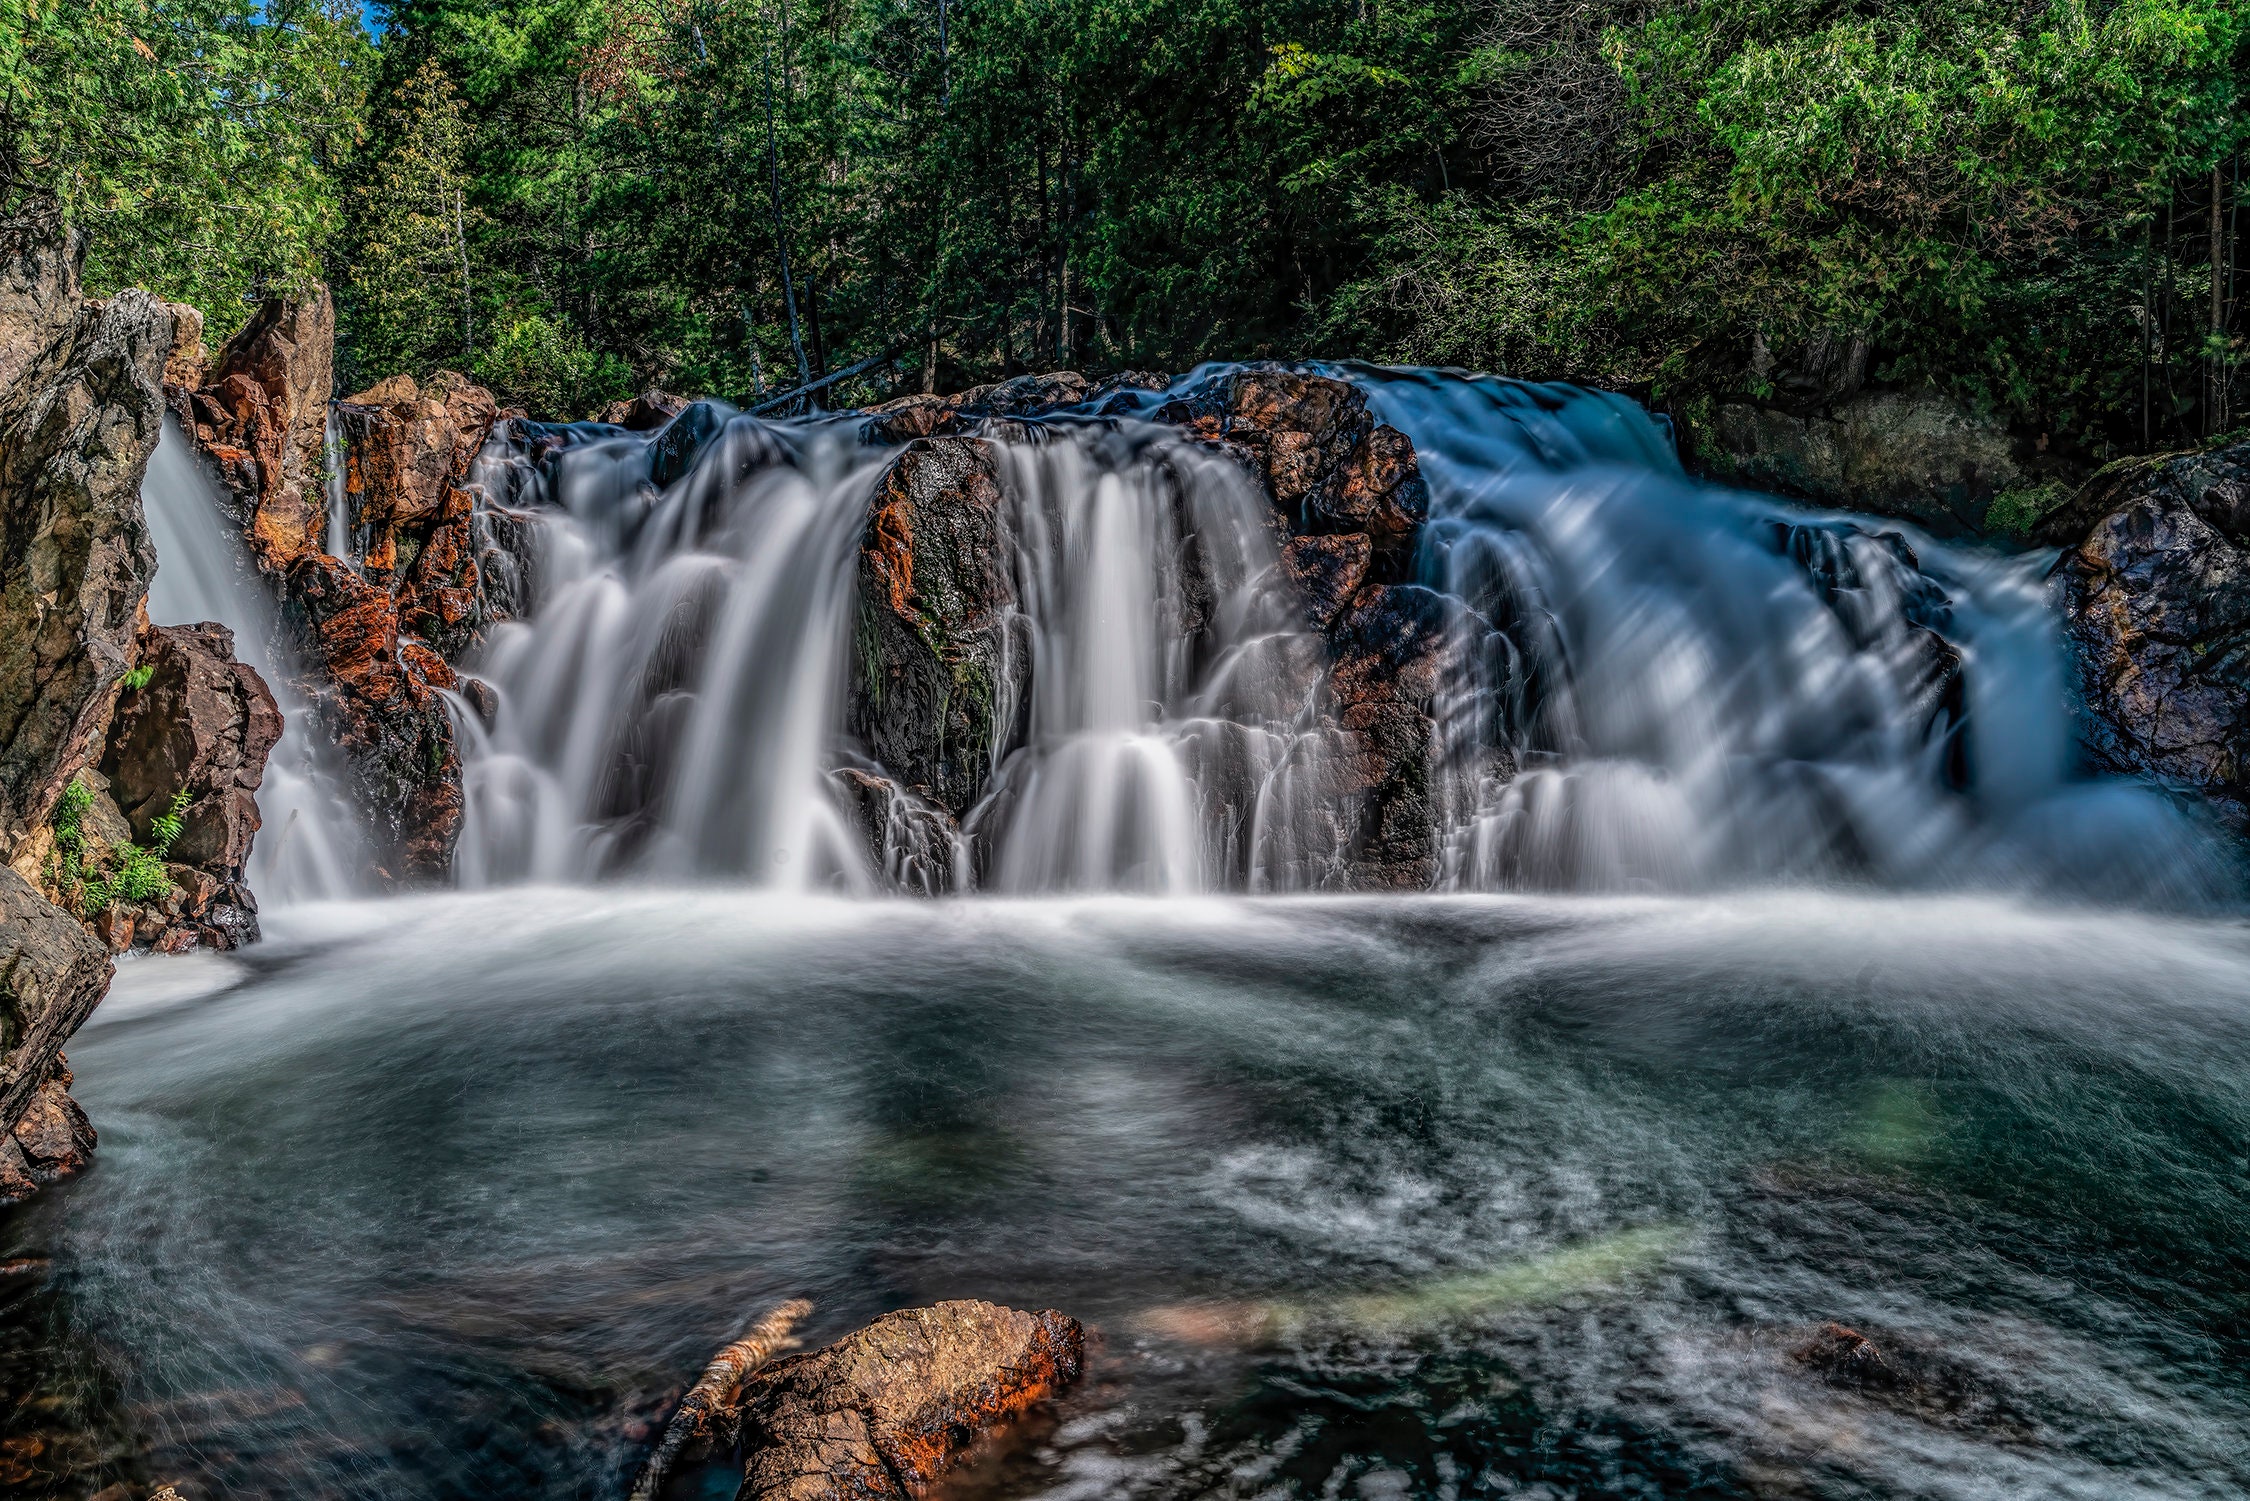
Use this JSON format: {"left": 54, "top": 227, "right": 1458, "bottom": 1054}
{"left": 736, "top": 1301, "right": 1083, "bottom": 1501}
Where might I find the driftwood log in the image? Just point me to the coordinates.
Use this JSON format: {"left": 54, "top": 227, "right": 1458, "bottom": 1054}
{"left": 629, "top": 1298, "right": 812, "bottom": 1501}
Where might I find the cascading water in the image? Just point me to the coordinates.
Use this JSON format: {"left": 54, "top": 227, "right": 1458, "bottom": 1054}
{"left": 445, "top": 368, "right": 2232, "bottom": 903}
{"left": 971, "top": 431, "right": 1342, "bottom": 893}
{"left": 1346, "top": 367, "right": 2232, "bottom": 902}
{"left": 142, "top": 421, "right": 370, "bottom": 902}
{"left": 454, "top": 411, "right": 1350, "bottom": 894}
{"left": 454, "top": 417, "right": 885, "bottom": 888}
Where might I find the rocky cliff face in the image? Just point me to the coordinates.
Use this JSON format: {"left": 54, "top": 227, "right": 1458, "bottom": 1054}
{"left": 0, "top": 219, "right": 288, "bottom": 1197}
{"left": 0, "top": 870, "right": 106, "bottom": 1199}
{"left": 0, "top": 232, "right": 168, "bottom": 857}
{"left": 177, "top": 290, "right": 335, "bottom": 565}
{"left": 176, "top": 311, "right": 501, "bottom": 884}
{"left": 2051, "top": 443, "right": 2250, "bottom": 834}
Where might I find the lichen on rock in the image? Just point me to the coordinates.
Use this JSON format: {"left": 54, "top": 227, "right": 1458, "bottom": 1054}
{"left": 735, "top": 1300, "right": 1084, "bottom": 1501}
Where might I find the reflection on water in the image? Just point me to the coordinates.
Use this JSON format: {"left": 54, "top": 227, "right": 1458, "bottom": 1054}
{"left": 8, "top": 891, "right": 2250, "bottom": 1498}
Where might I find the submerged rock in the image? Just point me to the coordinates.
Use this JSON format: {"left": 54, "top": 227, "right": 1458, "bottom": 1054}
{"left": 2054, "top": 442, "right": 2250, "bottom": 832}
{"left": 1790, "top": 1321, "right": 2034, "bottom": 1438}
{"left": 735, "top": 1300, "right": 1083, "bottom": 1501}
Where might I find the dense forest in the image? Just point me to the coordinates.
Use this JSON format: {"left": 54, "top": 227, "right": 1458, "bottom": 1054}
{"left": 4, "top": 0, "right": 2245, "bottom": 455}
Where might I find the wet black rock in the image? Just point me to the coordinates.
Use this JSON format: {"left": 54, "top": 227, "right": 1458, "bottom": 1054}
{"left": 847, "top": 439, "right": 1026, "bottom": 818}
{"left": 2052, "top": 442, "right": 2250, "bottom": 832}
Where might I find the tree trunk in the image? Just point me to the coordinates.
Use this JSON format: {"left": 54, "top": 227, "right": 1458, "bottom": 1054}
{"left": 1057, "top": 138, "right": 1073, "bottom": 368}
{"left": 2214, "top": 162, "right": 2228, "bottom": 434}
{"left": 454, "top": 187, "right": 474, "bottom": 361}
{"left": 626, "top": 1300, "right": 810, "bottom": 1501}
{"left": 1035, "top": 134, "right": 1051, "bottom": 367}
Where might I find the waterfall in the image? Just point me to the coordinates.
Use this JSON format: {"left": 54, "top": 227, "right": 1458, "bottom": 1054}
{"left": 142, "top": 422, "right": 372, "bottom": 903}
{"left": 322, "top": 407, "right": 355, "bottom": 568}
{"left": 441, "top": 365, "right": 2228, "bottom": 903}
{"left": 454, "top": 416, "right": 881, "bottom": 888}
{"left": 1349, "top": 366, "right": 2229, "bottom": 903}
{"left": 971, "top": 431, "right": 1342, "bottom": 893}
{"left": 453, "top": 412, "right": 1348, "bottom": 893}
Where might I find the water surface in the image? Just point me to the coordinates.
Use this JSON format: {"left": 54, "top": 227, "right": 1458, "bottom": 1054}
{"left": 9, "top": 889, "right": 2250, "bottom": 1499}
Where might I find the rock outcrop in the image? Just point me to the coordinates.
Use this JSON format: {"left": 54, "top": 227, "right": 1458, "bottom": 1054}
{"left": 1326, "top": 585, "right": 1464, "bottom": 888}
{"left": 0, "top": 231, "right": 169, "bottom": 860}
{"left": 87, "top": 621, "right": 281, "bottom": 949}
{"left": 2053, "top": 442, "right": 2250, "bottom": 832}
{"left": 176, "top": 310, "right": 495, "bottom": 884}
{"left": 848, "top": 438, "right": 1024, "bottom": 819}
{"left": 283, "top": 551, "right": 465, "bottom": 883}
{"left": 178, "top": 289, "right": 335, "bottom": 564}
{"left": 735, "top": 1301, "right": 1084, "bottom": 1501}
{"left": 1700, "top": 387, "right": 2039, "bottom": 534}
{"left": 1157, "top": 367, "right": 1429, "bottom": 550}
{"left": 0, "top": 868, "right": 108, "bottom": 1200}
{"left": 334, "top": 371, "right": 503, "bottom": 658}
{"left": 845, "top": 364, "right": 1453, "bottom": 888}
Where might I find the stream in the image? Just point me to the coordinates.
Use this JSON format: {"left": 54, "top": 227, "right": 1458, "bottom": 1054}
{"left": 8, "top": 889, "right": 2250, "bottom": 1498}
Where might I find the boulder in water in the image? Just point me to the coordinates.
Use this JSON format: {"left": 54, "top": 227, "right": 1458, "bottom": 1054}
{"left": 858, "top": 372, "right": 1100, "bottom": 443}
{"left": 0, "top": 868, "right": 109, "bottom": 1201}
{"left": 89, "top": 620, "right": 282, "bottom": 947}
{"left": 735, "top": 1300, "right": 1083, "bottom": 1501}
{"left": 2054, "top": 441, "right": 2250, "bottom": 832}
{"left": 102, "top": 621, "right": 282, "bottom": 873}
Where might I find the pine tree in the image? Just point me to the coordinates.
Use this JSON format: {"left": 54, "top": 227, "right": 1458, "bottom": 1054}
{"left": 341, "top": 56, "right": 478, "bottom": 383}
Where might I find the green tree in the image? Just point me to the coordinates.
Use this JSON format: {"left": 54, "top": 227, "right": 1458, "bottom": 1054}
{"left": 340, "top": 55, "right": 479, "bottom": 384}
{"left": 0, "top": 0, "right": 371, "bottom": 333}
